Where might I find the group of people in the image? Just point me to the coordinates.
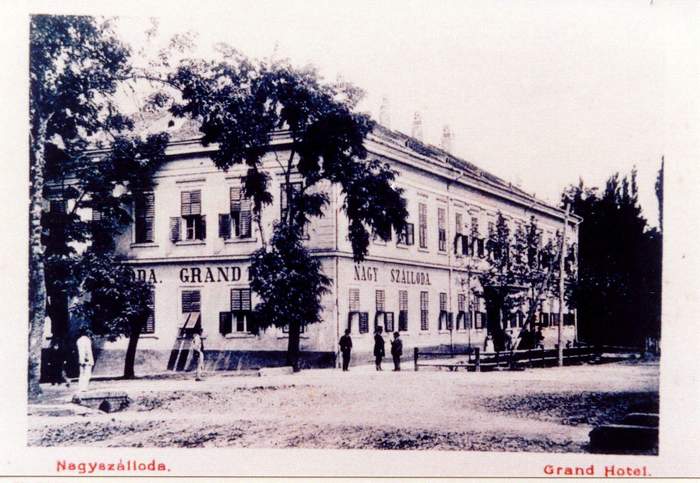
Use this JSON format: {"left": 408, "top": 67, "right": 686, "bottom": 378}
{"left": 338, "top": 327, "right": 402, "bottom": 372}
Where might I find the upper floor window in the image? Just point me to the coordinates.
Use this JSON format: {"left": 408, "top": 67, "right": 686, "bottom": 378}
{"left": 418, "top": 203, "right": 428, "bottom": 249}
{"left": 134, "top": 192, "right": 155, "bottom": 244}
{"left": 437, "top": 207, "right": 447, "bottom": 252}
{"left": 397, "top": 222, "right": 415, "bottom": 246}
{"left": 170, "top": 190, "right": 205, "bottom": 242}
{"left": 219, "top": 184, "right": 252, "bottom": 240}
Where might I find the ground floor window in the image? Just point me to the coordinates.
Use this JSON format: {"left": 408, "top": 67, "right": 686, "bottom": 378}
{"left": 474, "top": 311, "right": 485, "bottom": 330}
{"left": 563, "top": 313, "right": 575, "bottom": 326}
{"left": 420, "top": 291, "right": 429, "bottom": 331}
{"left": 142, "top": 288, "right": 155, "bottom": 334}
{"left": 398, "top": 290, "right": 408, "bottom": 332}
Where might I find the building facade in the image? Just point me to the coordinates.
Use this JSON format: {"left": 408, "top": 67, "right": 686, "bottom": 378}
{"left": 87, "top": 126, "right": 579, "bottom": 374}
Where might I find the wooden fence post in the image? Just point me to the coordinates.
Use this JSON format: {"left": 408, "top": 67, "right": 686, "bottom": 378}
{"left": 414, "top": 347, "right": 419, "bottom": 371}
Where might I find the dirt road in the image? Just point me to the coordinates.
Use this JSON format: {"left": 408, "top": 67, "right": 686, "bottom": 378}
{"left": 28, "top": 359, "right": 659, "bottom": 452}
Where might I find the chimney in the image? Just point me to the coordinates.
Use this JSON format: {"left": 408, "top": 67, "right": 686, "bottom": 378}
{"left": 379, "top": 96, "right": 391, "bottom": 128}
{"left": 440, "top": 124, "right": 453, "bottom": 153}
{"left": 411, "top": 112, "right": 423, "bottom": 142}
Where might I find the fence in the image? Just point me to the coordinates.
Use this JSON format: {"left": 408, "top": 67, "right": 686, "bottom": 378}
{"left": 413, "top": 345, "right": 602, "bottom": 372}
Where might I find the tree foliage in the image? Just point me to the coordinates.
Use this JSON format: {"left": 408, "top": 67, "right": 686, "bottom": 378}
{"left": 477, "top": 212, "right": 573, "bottom": 350}
{"left": 563, "top": 168, "right": 662, "bottom": 346}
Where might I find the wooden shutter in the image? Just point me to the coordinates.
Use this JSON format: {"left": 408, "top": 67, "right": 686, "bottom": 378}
{"left": 219, "top": 214, "right": 231, "bottom": 239}
{"left": 197, "top": 215, "right": 206, "bottom": 240}
{"left": 169, "top": 217, "right": 181, "bottom": 242}
{"left": 240, "top": 199, "right": 252, "bottom": 238}
{"left": 231, "top": 289, "right": 242, "bottom": 311}
{"left": 219, "top": 311, "right": 232, "bottom": 335}
{"left": 230, "top": 186, "right": 242, "bottom": 212}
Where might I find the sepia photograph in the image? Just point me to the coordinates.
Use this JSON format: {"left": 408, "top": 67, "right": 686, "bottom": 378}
{"left": 7, "top": 0, "right": 698, "bottom": 479}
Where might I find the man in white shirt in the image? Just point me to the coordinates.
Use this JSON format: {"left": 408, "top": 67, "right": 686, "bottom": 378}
{"left": 191, "top": 328, "right": 205, "bottom": 381}
{"left": 76, "top": 327, "right": 94, "bottom": 392}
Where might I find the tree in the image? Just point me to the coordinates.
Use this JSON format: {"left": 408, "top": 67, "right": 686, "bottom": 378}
{"left": 476, "top": 212, "right": 569, "bottom": 351}
{"left": 563, "top": 168, "right": 661, "bottom": 346}
{"left": 167, "top": 55, "right": 408, "bottom": 370}
{"left": 30, "top": 15, "right": 172, "bottom": 393}
{"left": 29, "top": 15, "right": 135, "bottom": 398}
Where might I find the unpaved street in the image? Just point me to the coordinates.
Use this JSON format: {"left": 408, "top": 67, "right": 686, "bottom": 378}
{"left": 29, "top": 360, "right": 659, "bottom": 452}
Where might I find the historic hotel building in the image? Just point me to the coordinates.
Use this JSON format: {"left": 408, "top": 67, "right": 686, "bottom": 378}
{"left": 93, "top": 123, "right": 579, "bottom": 374}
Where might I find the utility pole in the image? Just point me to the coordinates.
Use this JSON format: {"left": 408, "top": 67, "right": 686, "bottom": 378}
{"left": 557, "top": 203, "right": 570, "bottom": 366}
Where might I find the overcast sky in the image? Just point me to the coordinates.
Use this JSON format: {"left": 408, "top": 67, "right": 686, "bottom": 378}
{"left": 113, "top": 1, "right": 666, "bottom": 226}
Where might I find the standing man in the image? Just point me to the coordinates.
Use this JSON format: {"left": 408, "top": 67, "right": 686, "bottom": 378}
{"left": 76, "top": 326, "right": 94, "bottom": 393}
{"left": 391, "top": 331, "right": 403, "bottom": 371}
{"left": 338, "top": 329, "right": 353, "bottom": 371}
{"left": 373, "top": 327, "right": 385, "bottom": 371}
{"left": 191, "top": 328, "right": 205, "bottom": 381}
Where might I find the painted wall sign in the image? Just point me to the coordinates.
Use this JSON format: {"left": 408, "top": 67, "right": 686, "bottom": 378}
{"left": 133, "top": 269, "right": 158, "bottom": 284}
{"left": 353, "top": 264, "right": 432, "bottom": 286}
{"left": 179, "top": 266, "right": 248, "bottom": 283}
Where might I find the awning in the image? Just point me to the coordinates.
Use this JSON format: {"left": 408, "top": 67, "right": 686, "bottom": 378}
{"left": 180, "top": 312, "right": 201, "bottom": 330}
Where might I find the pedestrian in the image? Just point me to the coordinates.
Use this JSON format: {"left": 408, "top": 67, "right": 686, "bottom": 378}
{"left": 536, "top": 327, "right": 545, "bottom": 349}
{"left": 76, "top": 326, "right": 94, "bottom": 393}
{"left": 191, "top": 328, "right": 205, "bottom": 381}
{"left": 390, "top": 332, "right": 403, "bottom": 371}
{"left": 338, "top": 329, "right": 353, "bottom": 371}
{"left": 46, "top": 339, "right": 70, "bottom": 387}
{"left": 373, "top": 327, "right": 385, "bottom": 371}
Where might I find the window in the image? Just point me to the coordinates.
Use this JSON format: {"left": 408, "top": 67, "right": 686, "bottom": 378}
{"left": 172, "top": 190, "right": 205, "bottom": 242}
{"left": 182, "top": 290, "right": 201, "bottom": 313}
{"left": 454, "top": 212, "right": 465, "bottom": 255}
{"left": 348, "top": 288, "right": 368, "bottom": 334}
{"left": 397, "top": 223, "right": 415, "bottom": 246}
{"left": 551, "top": 313, "right": 560, "bottom": 326}
{"left": 438, "top": 207, "right": 446, "bottom": 252}
{"left": 229, "top": 185, "right": 252, "bottom": 239}
{"left": 474, "top": 311, "right": 484, "bottom": 330}
{"left": 455, "top": 213, "right": 463, "bottom": 236}
{"left": 142, "top": 288, "right": 155, "bottom": 334}
{"left": 418, "top": 203, "right": 428, "bottom": 249}
{"left": 180, "top": 290, "right": 201, "bottom": 334}
{"left": 134, "top": 192, "right": 155, "bottom": 243}
{"left": 438, "top": 292, "right": 451, "bottom": 330}
{"left": 456, "top": 293, "right": 468, "bottom": 330}
{"left": 230, "top": 288, "right": 252, "bottom": 333}
{"left": 398, "top": 290, "right": 408, "bottom": 332}
{"left": 540, "top": 312, "right": 550, "bottom": 327}
{"left": 420, "top": 291, "right": 429, "bottom": 331}
{"left": 563, "top": 313, "right": 575, "bottom": 326}
{"left": 374, "top": 289, "right": 385, "bottom": 331}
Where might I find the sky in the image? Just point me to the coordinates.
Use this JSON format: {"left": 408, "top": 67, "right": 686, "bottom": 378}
{"left": 112, "top": 1, "right": 665, "bottom": 226}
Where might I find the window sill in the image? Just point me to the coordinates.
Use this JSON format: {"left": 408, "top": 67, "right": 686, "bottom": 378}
{"left": 224, "top": 334, "right": 256, "bottom": 339}
{"left": 175, "top": 240, "right": 206, "bottom": 246}
{"left": 418, "top": 331, "right": 431, "bottom": 335}
{"left": 139, "top": 335, "right": 159, "bottom": 339}
{"left": 417, "top": 247, "right": 430, "bottom": 254}
{"left": 394, "top": 244, "right": 410, "bottom": 250}
{"left": 131, "top": 242, "right": 159, "bottom": 248}
{"left": 277, "top": 335, "right": 310, "bottom": 340}
{"left": 224, "top": 237, "right": 257, "bottom": 244}
{"left": 437, "top": 251, "right": 448, "bottom": 256}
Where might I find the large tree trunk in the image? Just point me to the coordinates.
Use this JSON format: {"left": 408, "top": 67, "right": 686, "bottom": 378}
{"left": 28, "top": 119, "right": 49, "bottom": 400}
{"left": 123, "top": 330, "right": 141, "bottom": 379}
{"left": 286, "top": 320, "right": 301, "bottom": 372}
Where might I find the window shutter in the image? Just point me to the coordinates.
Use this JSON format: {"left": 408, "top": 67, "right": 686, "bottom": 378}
{"left": 407, "top": 223, "right": 415, "bottom": 245}
{"left": 198, "top": 215, "right": 206, "bottom": 240}
{"left": 240, "top": 199, "right": 252, "bottom": 238}
{"left": 219, "top": 214, "right": 231, "bottom": 239}
{"left": 169, "top": 217, "right": 181, "bottom": 242}
{"left": 462, "top": 235, "right": 469, "bottom": 255}
{"left": 230, "top": 186, "right": 242, "bottom": 212}
{"left": 190, "top": 190, "right": 201, "bottom": 215}
{"left": 231, "top": 289, "right": 242, "bottom": 311}
{"left": 219, "top": 311, "right": 232, "bottom": 335}
{"left": 241, "top": 288, "right": 252, "bottom": 311}
{"left": 181, "top": 191, "right": 190, "bottom": 216}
